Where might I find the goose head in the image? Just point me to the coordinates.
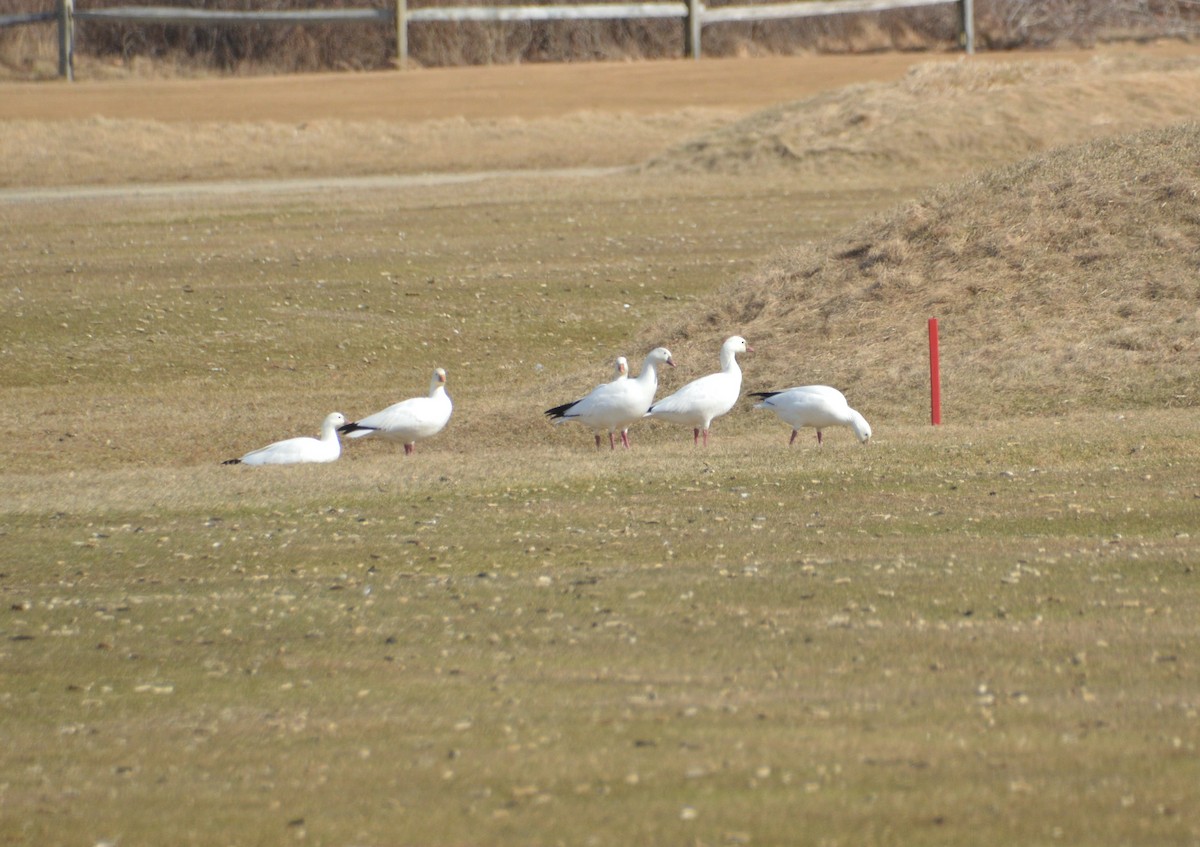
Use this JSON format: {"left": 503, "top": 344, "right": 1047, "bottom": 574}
{"left": 719, "top": 336, "right": 752, "bottom": 369}
{"left": 645, "top": 347, "right": 675, "bottom": 369}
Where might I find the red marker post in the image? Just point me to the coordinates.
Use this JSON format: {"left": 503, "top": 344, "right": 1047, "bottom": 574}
{"left": 929, "top": 317, "right": 941, "bottom": 425}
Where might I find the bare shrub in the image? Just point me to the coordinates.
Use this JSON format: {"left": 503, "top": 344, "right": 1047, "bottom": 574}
{"left": 974, "top": 0, "right": 1200, "bottom": 49}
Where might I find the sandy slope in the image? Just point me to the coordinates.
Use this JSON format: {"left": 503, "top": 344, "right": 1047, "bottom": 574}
{"left": 0, "top": 42, "right": 1194, "bottom": 123}
{"left": 0, "top": 52, "right": 1052, "bottom": 122}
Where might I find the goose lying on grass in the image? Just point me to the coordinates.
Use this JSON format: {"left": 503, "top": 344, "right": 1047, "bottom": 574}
{"left": 223, "top": 412, "right": 345, "bottom": 466}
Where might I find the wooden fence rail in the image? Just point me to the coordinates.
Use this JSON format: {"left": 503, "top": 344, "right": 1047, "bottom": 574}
{"left": 3, "top": 0, "right": 974, "bottom": 81}
{"left": 0, "top": 9, "right": 55, "bottom": 25}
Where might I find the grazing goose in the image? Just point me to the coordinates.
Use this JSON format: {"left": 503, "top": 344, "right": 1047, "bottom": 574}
{"left": 339, "top": 368, "right": 452, "bottom": 455}
{"left": 223, "top": 412, "right": 345, "bottom": 466}
{"left": 646, "top": 335, "right": 751, "bottom": 446}
{"left": 750, "top": 385, "right": 872, "bottom": 445}
{"left": 546, "top": 347, "right": 674, "bottom": 449}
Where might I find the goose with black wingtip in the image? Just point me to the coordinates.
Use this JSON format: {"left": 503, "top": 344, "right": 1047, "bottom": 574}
{"left": 339, "top": 367, "right": 453, "bottom": 455}
{"left": 546, "top": 347, "right": 674, "bottom": 450}
{"left": 750, "top": 385, "right": 872, "bottom": 445}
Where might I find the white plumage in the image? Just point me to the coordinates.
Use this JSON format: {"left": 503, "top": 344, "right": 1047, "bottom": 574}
{"left": 546, "top": 347, "right": 675, "bottom": 449}
{"left": 339, "top": 368, "right": 452, "bottom": 455}
{"left": 646, "top": 335, "right": 751, "bottom": 446}
{"left": 223, "top": 412, "right": 345, "bottom": 466}
{"left": 750, "top": 385, "right": 872, "bottom": 445}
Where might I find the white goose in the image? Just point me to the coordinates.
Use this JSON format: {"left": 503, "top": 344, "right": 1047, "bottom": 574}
{"left": 750, "top": 385, "right": 872, "bottom": 445}
{"left": 647, "top": 335, "right": 751, "bottom": 446}
{"left": 339, "top": 368, "right": 453, "bottom": 455}
{"left": 617, "top": 347, "right": 675, "bottom": 448}
{"left": 223, "top": 412, "right": 345, "bottom": 466}
{"left": 546, "top": 347, "right": 675, "bottom": 449}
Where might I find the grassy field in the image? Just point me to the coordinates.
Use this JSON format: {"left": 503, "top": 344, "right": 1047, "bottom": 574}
{"left": 4, "top": 417, "right": 1198, "bottom": 846}
{"left": 3, "top": 55, "right": 1200, "bottom": 846}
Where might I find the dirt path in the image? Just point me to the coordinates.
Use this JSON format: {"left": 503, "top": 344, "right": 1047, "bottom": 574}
{"left": 0, "top": 166, "right": 620, "bottom": 204}
{"left": 4, "top": 41, "right": 1197, "bottom": 123}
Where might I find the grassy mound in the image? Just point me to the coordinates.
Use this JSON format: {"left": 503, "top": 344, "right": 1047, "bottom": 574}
{"left": 642, "top": 122, "right": 1200, "bottom": 422}
{"left": 642, "top": 56, "right": 1200, "bottom": 183}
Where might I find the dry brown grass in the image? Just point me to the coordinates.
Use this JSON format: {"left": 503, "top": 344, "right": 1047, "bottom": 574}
{"left": 3, "top": 50, "right": 1200, "bottom": 847}
{"left": 3, "top": 0, "right": 1199, "bottom": 77}
{"left": 0, "top": 110, "right": 734, "bottom": 189}
{"left": 644, "top": 54, "right": 1200, "bottom": 181}
{"left": 7, "top": 50, "right": 1200, "bottom": 188}
{"left": 645, "top": 122, "right": 1200, "bottom": 422}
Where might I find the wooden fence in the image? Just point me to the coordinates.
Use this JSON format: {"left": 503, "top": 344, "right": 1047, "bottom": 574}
{"left": 3, "top": 0, "right": 974, "bottom": 80}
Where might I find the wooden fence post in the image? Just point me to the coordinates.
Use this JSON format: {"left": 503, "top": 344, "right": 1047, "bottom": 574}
{"left": 960, "top": 0, "right": 974, "bottom": 54}
{"left": 684, "top": 0, "right": 701, "bottom": 59}
{"left": 57, "top": 0, "right": 74, "bottom": 80}
{"left": 395, "top": 0, "right": 408, "bottom": 68}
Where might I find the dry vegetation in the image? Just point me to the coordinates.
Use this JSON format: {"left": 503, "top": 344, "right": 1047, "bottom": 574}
{"left": 2, "top": 0, "right": 1199, "bottom": 77}
{"left": 648, "top": 122, "right": 1200, "bottom": 421}
{"left": 0, "top": 110, "right": 735, "bottom": 188}
{"left": 2, "top": 48, "right": 1200, "bottom": 847}
{"left": 637, "top": 56, "right": 1200, "bottom": 424}
{"left": 643, "top": 55, "right": 1200, "bottom": 180}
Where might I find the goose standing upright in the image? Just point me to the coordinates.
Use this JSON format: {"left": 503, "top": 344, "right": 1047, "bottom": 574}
{"left": 646, "top": 335, "right": 751, "bottom": 446}
{"left": 545, "top": 347, "right": 674, "bottom": 450}
{"left": 223, "top": 412, "right": 346, "bottom": 466}
{"left": 339, "top": 368, "right": 452, "bottom": 455}
{"left": 617, "top": 347, "right": 674, "bottom": 448}
{"left": 750, "top": 385, "right": 872, "bottom": 445}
